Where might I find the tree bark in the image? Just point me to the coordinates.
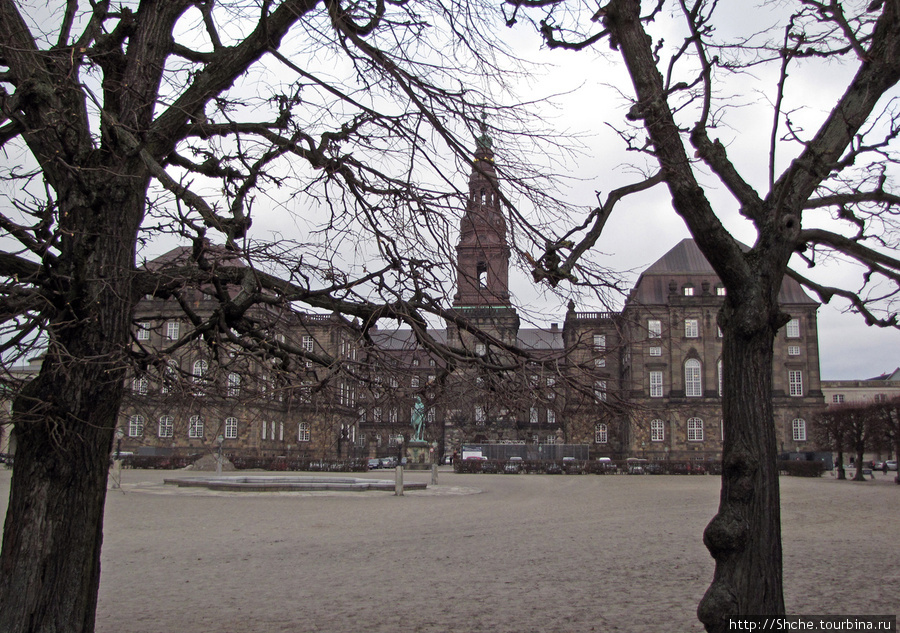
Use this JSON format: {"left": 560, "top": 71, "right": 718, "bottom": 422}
{"left": 0, "top": 182, "right": 142, "bottom": 633}
{"left": 697, "top": 300, "right": 785, "bottom": 632}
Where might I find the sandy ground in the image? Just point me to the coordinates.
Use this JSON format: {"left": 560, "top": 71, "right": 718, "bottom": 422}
{"left": 0, "top": 468, "right": 898, "bottom": 633}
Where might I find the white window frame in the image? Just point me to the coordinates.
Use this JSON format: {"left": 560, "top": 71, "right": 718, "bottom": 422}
{"left": 683, "top": 285, "right": 695, "bottom": 296}
{"left": 788, "top": 345, "right": 800, "bottom": 356}
{"left": 132, "top": 377, "right": 149, "bottom": 395}
{"left": 832, "top": 394, "right": 844, "bottom": 404}
{"left": 792, "top": 418, "right": 807, "bottom": 442}
{"left": 593, "top": 334, "right": 606, "bottom": 351}
{"left": 649, "top": 371, "right": 663, "bottom": 398}
{"left": 529, "top": 407, "right": 538, "bottom": 424}
{"left": 595, "top": 423, "right": 608, "bottom": 444}
{"left": 158, "top": 415, "right": 174, "bottom": 438}
{"left": 789, "top": 370, "right": 803, "bottom": 397}
{"left": 136, "top": 322, "right": 150, "bottom": 340}
{"left": 594, "top": 380, "right": 607, "bottom": 402}
{"left": 649, "top": 346, "right": 662, "bottom": 357}
{"left": 224, "top": 417, "right": 238, "bottom": 439}
{"left": 475, "top": 405, "right": 486, "bottom": 424}
{"left": 298, "top": 422, "right": 311, "bottom": 442}
{"left": 227, "top": 372, "right": 241, "bottom": 397}
{"left": 188, "top": 415, "right": 204, "bottom": 439}
{"left": 166, "top": 320, "right": 180, "bottom": 340}
{"left": 547, "top": 409, "right": 556, "bottom": 424}
{"left": 687, "top": 417, "right": 704, "bottom": 441}
{"left": 128, "top": 414, "right": 144, "bottom": 437}
{"left": 648, "top": 319, "right": 662, "bottom": 339}
{"left": 684, "top": 318, "right": 699, "bottom": 338}
{"left": 685, "top": 359, "right": 702, "bottom": 397}
{"left": 786, "top": 318, "right": 800, "bottom": 338}
{"left": 650, "top": 419, "right": 665, "bottom": 442}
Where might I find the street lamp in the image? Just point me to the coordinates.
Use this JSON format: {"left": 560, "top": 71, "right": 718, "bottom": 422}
{"left": 215, "top": 434, "right": 224, "bottom": 476}
{"left": 112, "top": 427, "right": 124, "bottom": 490}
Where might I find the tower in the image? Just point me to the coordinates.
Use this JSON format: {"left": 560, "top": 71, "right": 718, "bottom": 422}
{"left": 449, "top": 118, "right": 519, "bottom": 348}
{"left": 453, "top": 120, "right": 511, "bottom": 308}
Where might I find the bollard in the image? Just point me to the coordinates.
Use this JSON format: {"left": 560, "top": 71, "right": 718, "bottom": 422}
{"left": 431, "top": 462, "right": 438, "bottom": 485}
{"left": 395, "top": 464, "right": 404, "bottom": 496}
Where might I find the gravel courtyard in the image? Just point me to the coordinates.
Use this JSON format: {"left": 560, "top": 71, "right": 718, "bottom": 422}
{"left": 1, "top": 468, "right": 897, "bottom": 633}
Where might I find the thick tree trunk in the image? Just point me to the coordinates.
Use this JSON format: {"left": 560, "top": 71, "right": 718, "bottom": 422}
{"left": 697, "top": 305, "right": 785, "bottom": 632}
{"left": 0, "top": 187, "right": 141, "bottom": 633}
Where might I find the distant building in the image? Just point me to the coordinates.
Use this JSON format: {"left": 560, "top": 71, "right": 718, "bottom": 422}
{"left": 821, "top": 369, "right": 900, "bottom": 407}
{"left": 9, "top": 132, "right": 829, "bottom": 465}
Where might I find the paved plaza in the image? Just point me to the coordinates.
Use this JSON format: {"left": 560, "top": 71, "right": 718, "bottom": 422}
{"left": 1, "top": 468, "right": 897, "bottom": 632}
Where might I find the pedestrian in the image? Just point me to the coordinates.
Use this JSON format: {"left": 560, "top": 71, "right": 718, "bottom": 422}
{"left": 883, "top": 461, "right": 888, "bottom": 475}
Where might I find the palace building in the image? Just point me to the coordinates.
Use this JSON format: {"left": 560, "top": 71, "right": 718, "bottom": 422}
{"left": 113, "top": 132, "right": 825, "bottom": 466}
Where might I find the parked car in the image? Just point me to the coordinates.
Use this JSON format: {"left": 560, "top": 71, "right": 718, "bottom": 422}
{"left": 367, "top": 458, "right": 381, "bottom": 470}
{"left": 872, "top": 460, "right": 884, "bottom": 470}
{"left": 886, "top": 460, "right": 898, "bottom": 471}
{"left": 380, "top": 456, "right": 398, "bottom": 468}
{"left": 504, "top": 456, "right": 524, "bottom": 474}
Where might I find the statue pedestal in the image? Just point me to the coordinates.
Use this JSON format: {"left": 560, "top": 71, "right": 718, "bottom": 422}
{"left": 406, "top": 441, "right": 431, "bottom": 470}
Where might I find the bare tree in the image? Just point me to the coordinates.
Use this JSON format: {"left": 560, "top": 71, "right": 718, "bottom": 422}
{"left": 0, "top": 2, "right": 570, "bottom": 631}
{"left": 507, "top": 0, "right": 900, "bottom": 630}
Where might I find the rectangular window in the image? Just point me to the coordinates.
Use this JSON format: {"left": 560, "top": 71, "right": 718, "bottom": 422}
{"left": 789, "top": 370, "right": 803, "bottom": 397}
{"left": 832, "top": 394, "right": 844, "bottom": 404}
{"left": 648, "top": 319, "right": 661, "bottom": 339}
{"left": 373, "top": 407, "right": 382, "bottom": 423}
{"left": 475, "top": 406, "right": 486, "bottom": 424}
{"left": 649, "top": 346, "right": 662, "bottom": 357}
{"left": 684, "top": 319, "right": 699, "bottom": 338}
{"left": 792, "top": 419, "right": 807, "bottom": 442}
{"left": 788, "top": 345, "right": 801, "bottom": 356}
{"left": 227, "top": 373, "right": 241, "bottom": 397}
{"left": 166, "top": 320, "right": 180, "bottom": 340}
{"left": 547, "top": 409, "right": 556, "bottom": 424}
{"left": 298, "top": 422, "right": 311, "bottom": 442}
{"left": 529, "top": 407, "right": 538, "bottom": 424}
{"left": 687, "top": 418, "right": 704, "bottom": 441}
{"left": 411, "top": 376, "right": 420, "bottom": 388}
{"left": 649, "top": 371, "right": 663, "bottom": 398}
{"left": 132, "top": 377, "right": 149, "bottom": 395}
{"left": 595, "top": 424, "right": 608, "bottom": 444}
{"left": 786, "top": 318, "right": 800, "bottom": 338}
{"left": 136, "top": 322, "right": 150, "bottom": 340}
{"left": 650, "top": 419, "right": 665, "bottom": 442}
{"left": 389, "top": 408, "right": 398, "bottom": 424}
{"left": 685, "top": 361, "right": 702, "bottom": 397}
{"left": 594, "top": 357, "right": 606, "bottom": 368}
{"left": 683, "top": 286, "right": 694, "bottom": 296}
{"left": 594, "top": 380, "right": 607, "bottom": 402}
{"left": 475, "top": 343, "right": 486, "bottom": 356}
{"left": 593, "top": 334, "right": 606, "bottom": 351}
{"left": 224, "top": 417, "right": 238, "bottom": 439}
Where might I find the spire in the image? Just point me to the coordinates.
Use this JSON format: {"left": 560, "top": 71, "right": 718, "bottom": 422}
{"left": 475, "top": 110, "right": 493, "bottom": 154}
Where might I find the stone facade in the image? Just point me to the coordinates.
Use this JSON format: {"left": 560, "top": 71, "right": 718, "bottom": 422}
{"left": 109, "top": 137, "right": 827, "bottom": 465}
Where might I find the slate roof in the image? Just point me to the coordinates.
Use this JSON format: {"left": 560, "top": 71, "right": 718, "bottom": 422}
{"left": 627, "top": 238, "right": 818, "bottom": 306}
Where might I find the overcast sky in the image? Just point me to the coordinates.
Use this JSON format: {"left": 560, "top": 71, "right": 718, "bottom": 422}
{"left": 491, "top": 5, "right": 899, "bottom": 382}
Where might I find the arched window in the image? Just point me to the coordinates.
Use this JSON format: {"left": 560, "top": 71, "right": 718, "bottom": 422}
{"left": 792, "top": 418, "right": 807, "bottom": 442}
{"left": 128, "top": 415, "right": 144, "bottom": 437}
{"left": 595, "top": 423, "right": 608, "bottom": 444}
{"left": 158, "top": 416, "right": 174, "bottom": 438}
{"left": 188, "top": 415, "right": 204, "bottom": 438}
{"left": 687, "top": 417, "right": 704, "bottom": 441}
{"left": 685, "top": 359, "right": 702, "bottom": 397}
